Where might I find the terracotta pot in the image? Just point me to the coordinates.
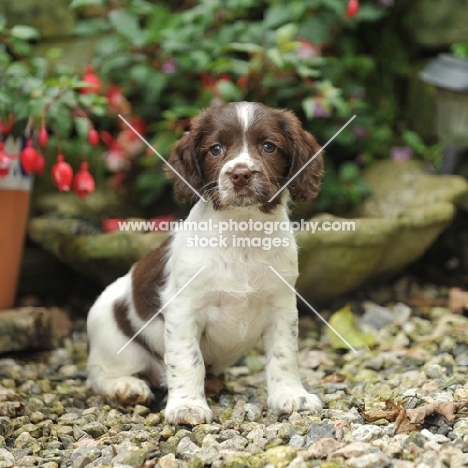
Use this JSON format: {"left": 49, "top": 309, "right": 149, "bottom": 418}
{"left": 0, "top": 156, "right": 32, "bottom": 310}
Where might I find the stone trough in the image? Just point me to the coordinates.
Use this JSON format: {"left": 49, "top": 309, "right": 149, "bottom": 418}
{"left": 29, "top": 161, "right": 468, "bottom": 304}
{"left": 296, "top": 160, "right": 468, "bottom": 303}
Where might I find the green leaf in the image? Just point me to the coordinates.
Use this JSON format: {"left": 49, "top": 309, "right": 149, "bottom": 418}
{"left": 108, "top": 9, "right": 144, "bottom": 47}
{"left": 74, "top": 116, "right": 89, "bottom": 140}
{"left": 0, "top": 92, "right": 12, "bottom": 105}
{"left": 302, "top": 97, "right": 315, "bottom": 121}
{"left": 452, "top": 42, "right": 468, "bottom": 59}
{"left": 264, "top": 4, "right": 293, "bottom": 28}
{"left": 275, "top": 23, "right": 298, "bottom": 46}
{"left": 135, "top": 171, "right": 169, "bottom": 206}
{"left": 129, "top": 0, "right": 154, "bottom": 15}
{"left": 216, "top": 79, "right": 242, "bottom": 102}
{"left": 223, "top": 42, "right": 264, "bottom": 55}
{"left": 339, "top": 162, "right": 359, "bottom": 182}
{"left": 210, "top": 58, "right": 250, "bottom": 75}
{"left": 70, "top": 0, "right": 104, "bottom": 8}
{"left": 355, "top": 4, "right": 387, "bottom": 22}
{"left": 266, "top": 47, "right": 284, "bottom": 68}
{"left": 10, "top": 25, "right": 40, "bottom": 41}
{"left": 73, "top": 18, "right": 110, "bottom": 36}
{"left": 328, "top": 305, "right": 376, "bottom": 350}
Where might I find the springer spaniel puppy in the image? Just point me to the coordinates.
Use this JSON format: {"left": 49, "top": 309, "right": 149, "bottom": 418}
{"left": 87, "top": 102, "right": 324, "bottom": 425}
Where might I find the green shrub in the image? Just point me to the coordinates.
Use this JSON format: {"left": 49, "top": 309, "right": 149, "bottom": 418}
{"left": 0, "top": 0, "right": 438, "bottom": 213}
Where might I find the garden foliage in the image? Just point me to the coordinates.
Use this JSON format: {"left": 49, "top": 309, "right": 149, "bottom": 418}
{"left": 0, "top": 0, "right": 440, "bottom": 211}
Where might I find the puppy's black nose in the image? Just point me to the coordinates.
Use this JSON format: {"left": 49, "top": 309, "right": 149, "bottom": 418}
{"left": 230, "top": 167, "right": 252, "bottom": 187}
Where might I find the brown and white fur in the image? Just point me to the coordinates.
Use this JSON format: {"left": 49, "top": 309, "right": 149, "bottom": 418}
{"left": 87, "top": 102, "right": 324, "bottom": 425}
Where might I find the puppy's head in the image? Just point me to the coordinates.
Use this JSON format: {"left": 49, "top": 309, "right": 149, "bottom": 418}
{"left": 166, "top": 102, "right": 324, "bottom": 212}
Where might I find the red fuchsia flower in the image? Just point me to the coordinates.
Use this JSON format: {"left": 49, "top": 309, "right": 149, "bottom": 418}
{"left": 99, "top": 131, "right": 115, "bottom": 148}
{"left": 390, "top": 146, "right": 413, "bottom": 161}
{"left": 219, "top": 73, "right": 232, "bottom": 82}
{"left": 0, "top": 114, "right": 14, "bottom": 134}
{"left": 73, "top": 161, "right": 96, "bottom": 199}
{"left": 236, "top": 75, "right": 249, "bottom": 88}
{"left": 106, "top": 84, "right": 131, "bottom": 115}
{"left": 51, "top": 154, "right": 73, "bottom": 191}
{"left": 88, "top": 127, "right": 99, "bottom": 146}
{"left": 20, "top": 140, "right": 38, "bottom": 175}
{"left": 200, "top": 73, "right": 218, "bottom": 93}
{"left": 102, "top": 218, "right": 124, "bottom": 233}
{"left": 38, "top": 126, "right": 48, "bottom": 147}
{"left": 127, "top": 116, "right": 146, "bottom": 139}
{"left": 101, "top": 122, "right": 145, "bottom": 173}
{"left": 34, "top": 153, "right": 45, "bottom": 175}
{"left": 105, "top": 147, "right": 129, "bottom": 173}
{"left": 346, "top": 0, "right": 360, "bottom": 19}
{"left": 100, "top": 135, "right": 130, "bottom": 173}
{"left": 118, "top": 115, "right": 146, "bottom": 140}
{"left": 0, "top": 143, "right": 11, "bottom": 178}
{"left": 296, "top": 39, "right": 321, "bottom": 60}
{"left": 81, "top": 65, "right": 102, "bottom": 95}
{"left": 149, "top": 214, "right": 177, "bottom": 232}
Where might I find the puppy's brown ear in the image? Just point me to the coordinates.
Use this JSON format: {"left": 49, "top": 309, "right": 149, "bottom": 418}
{"left": 165, "top": 131, "right": 203, "bottom": 203}
{"left": 281, "top": 111, "right": 324, "bottom": 202}
{"left": 288, "top": 131, "right": 324, "bottom": 202}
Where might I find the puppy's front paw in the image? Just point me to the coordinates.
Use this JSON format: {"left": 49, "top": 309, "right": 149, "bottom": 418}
{"left": 269, "top": 388, "right": 321, "bottom": 414}
{"left": 165, "top": 399, "right": 213, "bottom": 425}
{"left": 108, "top": 376, "right": 153, "bottom": 405}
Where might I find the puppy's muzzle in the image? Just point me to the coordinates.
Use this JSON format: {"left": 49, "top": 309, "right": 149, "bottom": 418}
{"left": 230, "top": 166, "right": 252, "bottom": 187}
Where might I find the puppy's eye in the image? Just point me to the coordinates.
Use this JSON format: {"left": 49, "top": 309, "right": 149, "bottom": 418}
{"left": 262, "top": 142, "right": 276, "bottom": 153}
{"left": 210, "top": 144, "right": 223, "bottom": 156}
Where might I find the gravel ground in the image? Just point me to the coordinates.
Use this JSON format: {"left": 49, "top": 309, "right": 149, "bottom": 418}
{"left": 0, "top": 299, "right": 467, "bottom": 468}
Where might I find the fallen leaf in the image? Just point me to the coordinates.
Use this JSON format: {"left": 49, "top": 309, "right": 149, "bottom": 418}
{"left": 357, "top": 399, "right": 468, "bottom": 435}
{"left": 327, "top": 305, "right": 376, "bottom": 350}
{"left": 395, "top": 407, "right": 420, "bottom": 435}
{"left": 406, "top": 401, "right": 466, "bottom": 424}
{"left": 358, "top": 399, "right": 401, "bottom": 423}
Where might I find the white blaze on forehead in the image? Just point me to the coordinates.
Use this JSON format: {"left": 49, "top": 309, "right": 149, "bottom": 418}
{"left": 235, "top": 102, "right": 256, "bottom": 166}
{"left": 236, "top": 102, "right": 256, "bottom": 131}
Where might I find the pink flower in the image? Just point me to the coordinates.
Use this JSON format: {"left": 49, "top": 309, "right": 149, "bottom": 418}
{"left": 162, "top": 58, "right": 177, "bottom": 74}
{"left": 313, "top": 102, "right": 331, "bottom": 118}
{"left": 296, "top": 40, "right": 320, "bottom": 60}
{"left": 352, "top": 126, "right": 369, "bottom": 139}
{"left": 105, "top": 149, "right": 130, "bottom": 173}
{"left": 390, "top": 146, "right": 413, "bottom": 161}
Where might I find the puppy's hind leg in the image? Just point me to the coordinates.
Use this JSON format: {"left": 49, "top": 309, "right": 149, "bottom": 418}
{"left": 86, "top": 278, "right": 154, "bottom": 405}
{"left": 87, "top": 347, "right": 153, "bottom": 405}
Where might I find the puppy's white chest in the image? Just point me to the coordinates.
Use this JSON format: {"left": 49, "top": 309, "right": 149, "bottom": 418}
{"left": 198, "top": 290, "right": 269, "bottom": 367}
